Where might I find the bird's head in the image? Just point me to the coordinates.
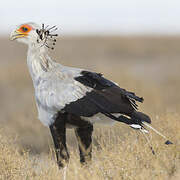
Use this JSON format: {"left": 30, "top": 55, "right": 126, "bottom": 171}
{"left": 10, "top": 22, "right": 58, "bottom": 49}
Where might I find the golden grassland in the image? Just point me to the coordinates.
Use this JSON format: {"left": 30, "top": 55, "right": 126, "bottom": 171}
{"left": 0, "top": 36, "right": 180, "bottom": 179}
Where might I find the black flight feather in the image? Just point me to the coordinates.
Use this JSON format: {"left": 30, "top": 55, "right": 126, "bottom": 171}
{"left": 63, "top": 71, "right": 148, "bottom": 125}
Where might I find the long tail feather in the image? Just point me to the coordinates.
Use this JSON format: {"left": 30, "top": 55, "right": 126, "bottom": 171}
{"left": 103, "top": 112, "right": 173, "bottom": 146}
{"left": 140, "top": 129, "right": 155, "bottom": 155}
{"left": 142, "top": 122, "right": 173, "bottom": 145}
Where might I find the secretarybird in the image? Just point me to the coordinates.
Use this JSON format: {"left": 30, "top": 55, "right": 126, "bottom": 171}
{"left": 10, "top": 22, "right": 172, "bottom": 168}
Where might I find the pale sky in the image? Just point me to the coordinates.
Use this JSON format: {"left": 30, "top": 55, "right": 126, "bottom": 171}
{"left": 1, "top": 0, "right": 180, "bottom": 35}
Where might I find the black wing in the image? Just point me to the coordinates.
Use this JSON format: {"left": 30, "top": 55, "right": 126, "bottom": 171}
{"left": 62, "top": 71, "right": 144, "bottom": 118}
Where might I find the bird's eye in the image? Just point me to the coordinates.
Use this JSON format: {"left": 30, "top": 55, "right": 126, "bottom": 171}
{"left": 18, "top": 24, "right": 32, "bottom": 34}
{"left": 22, "top": 27, "right": 28, "bottom": 32}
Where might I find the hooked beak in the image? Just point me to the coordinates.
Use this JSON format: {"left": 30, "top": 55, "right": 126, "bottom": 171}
{"left": 10, "top": 30, "right": 27, "bottom": 40}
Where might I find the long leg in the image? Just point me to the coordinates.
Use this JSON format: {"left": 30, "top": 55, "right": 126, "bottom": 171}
{"left": 75, "top": 125, "right": 93, "bottom": 164}
{"left": 49, "top": 113, "right": 69, "bottom": 168}
{"left": 66, "top": 114, "right": 93, "bottom": 164}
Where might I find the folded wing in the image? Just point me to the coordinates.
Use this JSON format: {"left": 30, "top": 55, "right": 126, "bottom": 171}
{"left": 63, "top": 71, "right": 144, "bottom": 118}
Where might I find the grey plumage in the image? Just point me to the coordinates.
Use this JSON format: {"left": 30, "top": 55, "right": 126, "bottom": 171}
{"left": 10, "top": 22, "right": 172, "bottom": 169}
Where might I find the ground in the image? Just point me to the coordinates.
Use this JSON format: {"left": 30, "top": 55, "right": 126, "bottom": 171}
{"left": 0, "top": 36, "right": 179, "bottom": 180}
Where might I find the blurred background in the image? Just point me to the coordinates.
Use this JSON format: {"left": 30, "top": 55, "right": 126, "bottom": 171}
{"left": 0, "top": 1, "right": 180, "bottom": 179}
{"left": 1, "top": 0, "right": 180, "bottom": 152}
{"left": 1, "top": 0, "right": 180, "bottom": 35}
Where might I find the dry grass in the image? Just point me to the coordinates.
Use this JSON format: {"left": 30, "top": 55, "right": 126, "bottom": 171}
{"left": 0, "top": 36, "right": 180, "bottom": 180}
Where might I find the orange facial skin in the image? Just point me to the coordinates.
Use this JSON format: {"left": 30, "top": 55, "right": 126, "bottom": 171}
{"left": 17, "top": 24, "right": 32, "bottom": 34}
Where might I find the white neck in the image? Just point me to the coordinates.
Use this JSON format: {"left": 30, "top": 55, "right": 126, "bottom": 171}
{"left": 27, "top": 45, "right": 55, "bottom": 84}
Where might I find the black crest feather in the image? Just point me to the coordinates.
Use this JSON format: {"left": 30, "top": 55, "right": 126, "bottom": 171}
{"left": 36, "top": 23, "right": 58, "bottom": 50}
